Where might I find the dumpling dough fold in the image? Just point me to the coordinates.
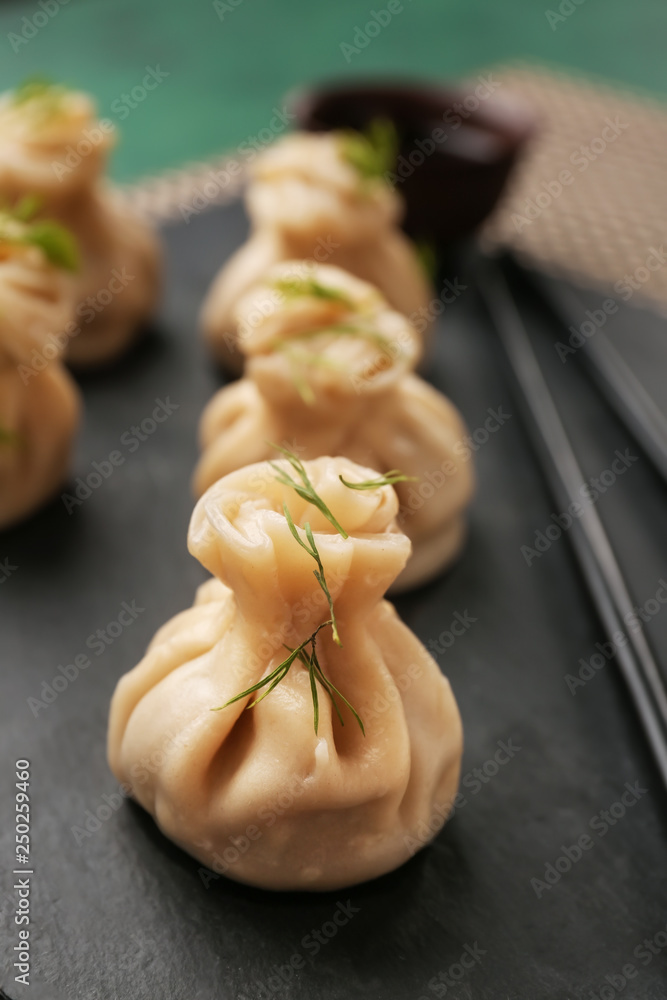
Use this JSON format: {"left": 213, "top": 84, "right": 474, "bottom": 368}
{"left": 0, "top": 240, "right": 80, "bottom": 529}
{"left": 0, "top": 84, "right": 160, "bottom": 367}
{"left": 108, "top": 456, "right": 463, "bottom": 891}
{"left": 201, "top": 130, "right": 433, "bottom": 372}
{"left": 195, "top": 262, "right": 474, "bottom": 591}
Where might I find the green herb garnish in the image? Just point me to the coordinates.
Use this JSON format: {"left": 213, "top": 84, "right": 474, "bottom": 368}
{"left": 12, "top": 77, "right": 56, "bottom": 105}
{"left": 269, "top": 443, "right": 348, "bottom": 538}
{"left": 0, "top": 426, "right": 20, "bottom": 447}
{"left": 213, "top": 448, "right": 367, "bottom": 735}
{"left": 416, "top": 240, "right": 438, "bottom": 283}
{"left": 272, "top": 321, "right": 391, "bottom": 352}
{"left": 213, "top": 620, "right": 364, "bottom": 735}
{"left": 11, "top": 77, "right": 67, "bottom": 122}
{"left": 271, "top": 445, "right": 347, "bottom": 639}
{"left": 340, "top": 117, "right": 398, "bottom": 182}
{"left": 0, "top": 203, "right": 79, "bottom": 272}
{"left": 339, "top": 470, "right": 418, "bottom": 490}
{"left": 283, "top": 504, "right": 342, "bottom": 646}
{"left": 270, "top": 321, "right": 396, "bottom": 403}
{"left": 276, "top": 344, "right": 347, "bottom": 405}
{"left": 21, "top": 221, "right": 79, "bottom": 271}
{"left": 282, "top": 348, "right": 316, "bottom": 405}
{"left": 273, "top": 276, "right": 353, "bottom": 305}
{"left": 293, "top": 635, "right": 365, "bottom": 735}
{"left": 12, "top": 195, "right": 42, "bottom": 222}
{"left": 213, "top": 619, "right": 333, "bottom": 713}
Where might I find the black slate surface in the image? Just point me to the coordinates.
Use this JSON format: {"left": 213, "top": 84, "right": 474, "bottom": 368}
{"left": 1, "top": 201, "right": 666, "bottom": 1000}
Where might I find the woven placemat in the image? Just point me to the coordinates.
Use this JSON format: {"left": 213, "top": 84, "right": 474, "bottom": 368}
{"left": 117, "top": 63, "right": 667, "bottom": 314}
{"left": 481, "top": 63, "right": 667, "bottom": 316}
{"left": 115, "top": 150, "right": 248, "bottom": 225}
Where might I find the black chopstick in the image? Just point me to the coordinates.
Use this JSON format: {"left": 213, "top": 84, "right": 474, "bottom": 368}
{"left": 507, "top": 259, "right": 667, "bottom": 487}
{"left": 477, "top": 257, "right": 667, "bottom": 791}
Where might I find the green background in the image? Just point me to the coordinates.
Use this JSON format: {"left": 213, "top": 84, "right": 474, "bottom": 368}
{"left": 0, "top": 0, "right": 664, "bottom": 183}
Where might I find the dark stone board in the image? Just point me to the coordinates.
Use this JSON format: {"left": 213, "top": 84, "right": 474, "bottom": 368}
{"left": 1, "top": 201, "right": 666, "bottom": 1000}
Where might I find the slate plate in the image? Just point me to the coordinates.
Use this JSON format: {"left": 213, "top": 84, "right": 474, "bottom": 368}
{"left": 1, "top": 201, "right": 666, "bottom": 1000}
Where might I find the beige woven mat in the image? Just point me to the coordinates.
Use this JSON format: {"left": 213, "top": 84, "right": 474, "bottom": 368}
{"left": 118, "top": 63, "right": 667, "bottom": 314}
{"left": 116, "top": 150, "right": 247, "bottom": 224}
{"left": 481, "top": 63, "right": 667, "bottom": 315}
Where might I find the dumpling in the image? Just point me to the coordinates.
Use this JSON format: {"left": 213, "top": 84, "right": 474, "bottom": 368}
{"left": 108, "top": 455, "right": 463, "bottom": 891}
{"left": 200, "top": 129, "right": 433, "bottom": 372}
{"left": 0, "top": 80, "right": 160, "bottom": 367}
{"left": 0, "top": 217, "right": 81, "bottom": 529}
{"left": 194, "top": 262, "right": 474, "bottom": 591}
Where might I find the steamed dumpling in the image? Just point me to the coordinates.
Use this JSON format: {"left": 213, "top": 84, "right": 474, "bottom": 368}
{"left": 108, "top": 456, "right": 463, "bottom": 891}
{"left": 0, "top": 81, "right": 160, "bottom": 367}
{"left": 0, "top": 228, "right": 80, "bottom": 529}
{"left": 201, "top": 130, "right": 433, "bottom": 372}
{"left": 195, "top": 262, "right": 474, "bottom": 591}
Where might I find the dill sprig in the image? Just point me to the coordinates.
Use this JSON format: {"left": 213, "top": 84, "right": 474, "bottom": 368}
{"left": 213, "top": 448, "right": 367, "bottom": 735}
{"left": 0, "top": 201, "right": 79, "bottom": 272}
{"left": 12, "top": 77, "right": 57, "bottom": 105}
{"left": 0, "top": 426, "right": 20, "bottom": 447}
{"left": 339, "top": 470, "right": 418, "bottom": 490}
{"left": 272, "top": 321, "right": 391, "bottom": 352}
{"left": 281, "top": 347, "right": 316, "bottom": 405}
{"left": 269, "top": 443, "right": 348, "bottom": 538}
{"left": 276, "top": 344, "right": 346, "bottom": 405}
{"left": 12, "top": 195, "right": 42, "bottom": 222}
{"left": 340, "top": 117, "right": 398, "bottom": 183}
{"left": 11, "top": 77, "right": 68, "bottom": 123}
{"left": 273, "top": 275, "right": 353, "bottom": 305}
{"left": 271, "top": 444, "right": 346, "bottom": 640}
{"left": 283, "top": 504, "right": 341, "bottom": 646}
{"left": 270, "top": 321, "right": 396, "bottom": 403}
{"left": 21, "top": 221, "right": 79, "bottom": 271}
{"left": 294, "top": 635, "right": 365, "bottom": 735}
{"left": 213, "top": 620, "right": 332, "bottom": 713}
{"left": 213, "top": 620, "right": 364, "bottom": 735}
{"left": 416, "top": 239, "right": 438, "bottom": 283}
